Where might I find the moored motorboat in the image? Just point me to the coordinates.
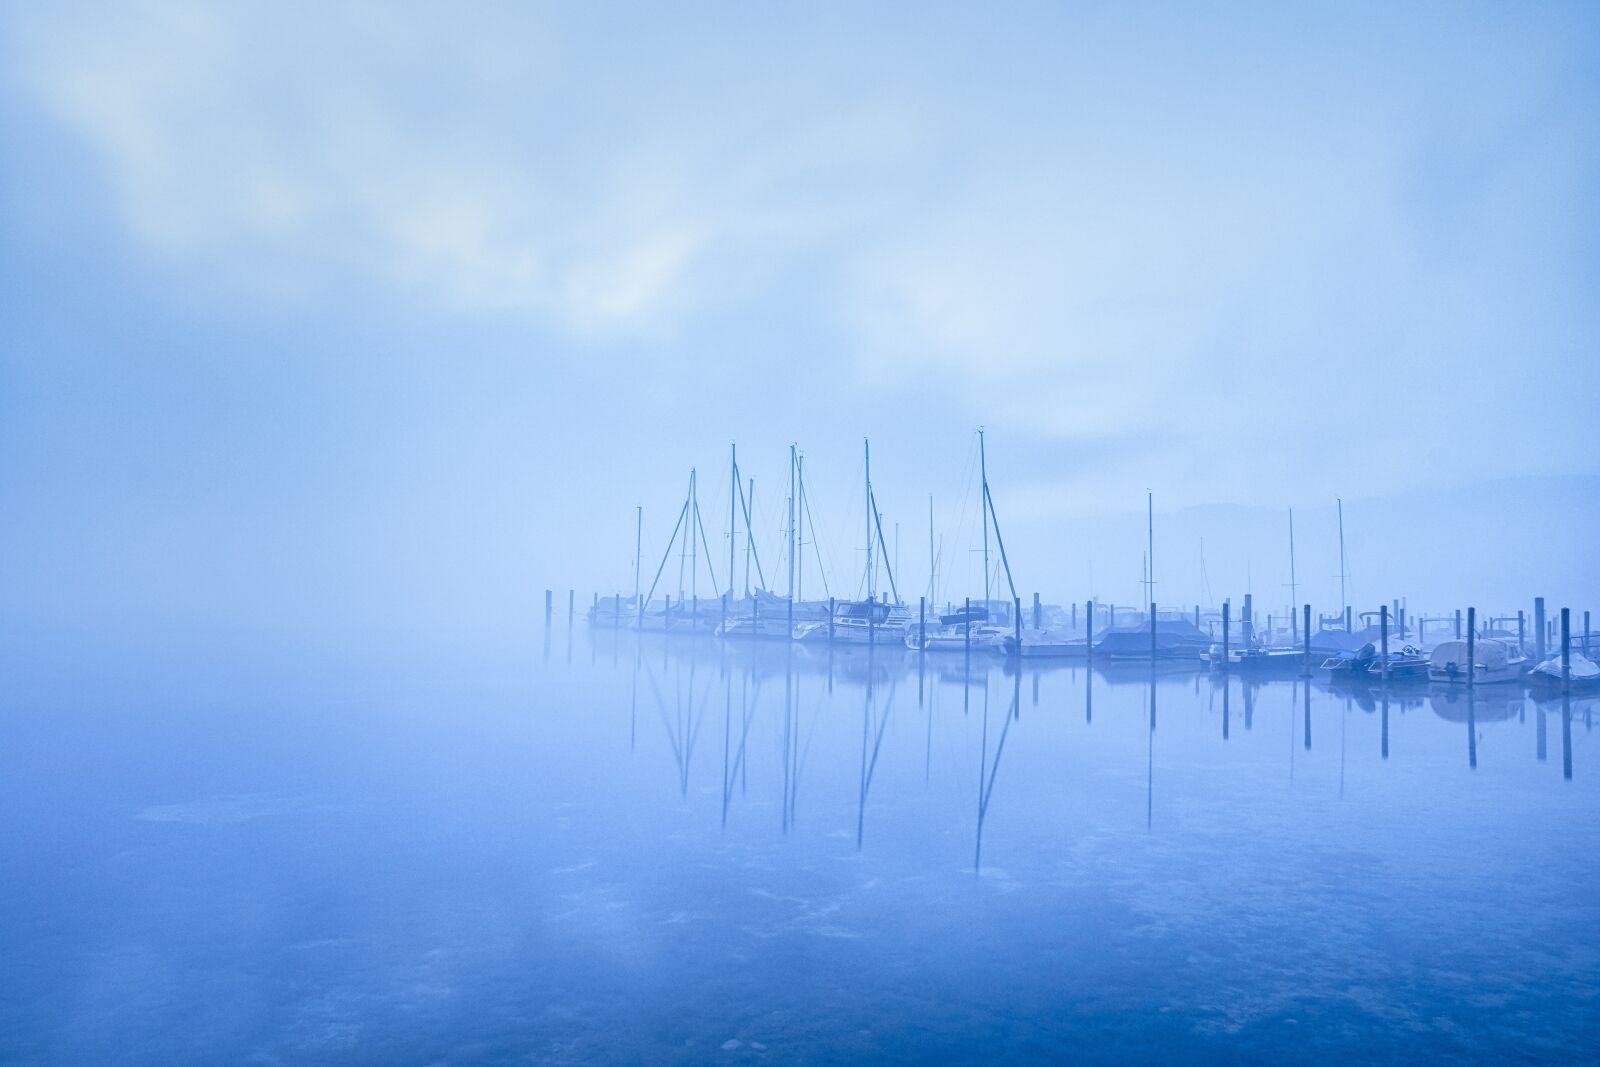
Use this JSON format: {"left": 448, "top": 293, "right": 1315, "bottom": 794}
{"left": 716, "top": 615, "right": 799, "bottom": 640}
{"left": 1321, "top": 642, "right": 1376, "bottom": 678}
{"left": 1228, "top": 646, "right": 1307, "bottom": 673}
{"left": 1427, "top": 638, "right": 1528, "bottom": 685}
{"left": 794, "top": 598, "right": 914, "bottom": 644}
{"left": 906, "top": 606, "right": 994, "bottom": 652}
{"left": 1360, "top": 645, "right": 1430, "bottom": 683}
{"left": 587, "top": 595, "right": 638, "bottom": 627}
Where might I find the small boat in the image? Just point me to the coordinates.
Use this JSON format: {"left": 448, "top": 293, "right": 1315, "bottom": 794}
{"left": 1320, "top": 642, "right": 1376, "bottom": 678}
{"left": 716, "top": 615, "right": 798, "bottom": 640}
{"left": 794, "top": 598, "right": 915, "bottom": 644}
{"left": 1428, "top": 638, "right": 1528, "bottom": 685}
{"left": 906, "top": 623, "right": 1005, "bottom": 653}
{"left": 586, "top": 595, "right": 638, "bottom": 627}
{"left": 1528, "top": 652, "right": 1600, "bottom": 689}
{"left": 1000, "top": 627, "right": 1091, "bottom": 658}
{"left": 1361, "top": 645, "right": 1430, "bottom": 682}
{"left": 906, "top": 606, "right": 993, "bottom": 652}
{"left": 1229, "top": 646, "right": 1307, "bottom": 673}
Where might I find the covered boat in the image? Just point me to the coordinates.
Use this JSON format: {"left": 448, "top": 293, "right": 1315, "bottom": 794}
{"left": 1428, "top": 638, "right": 1528, "bottom": 685}
{"left": 1094, "top": 619, "right": 1210, "bottom": 661}
{"left": 1528, "top": 652, "right": 1600, "bottom": 689}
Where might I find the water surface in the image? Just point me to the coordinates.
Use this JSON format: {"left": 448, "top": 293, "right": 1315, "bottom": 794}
{"left": 2, "top": 626, "right": 1595, "bottom": 1064}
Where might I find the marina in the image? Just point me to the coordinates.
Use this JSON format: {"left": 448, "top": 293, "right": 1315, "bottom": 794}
{"left": 576, "top": 436, "right": 1597, "bottom": 700}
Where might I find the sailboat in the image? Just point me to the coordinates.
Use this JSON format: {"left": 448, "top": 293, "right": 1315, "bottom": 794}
{"left": 716, "top": 444, "right": 821, "bottom": 639}
{"left": 794, "top": 438, "right": 913, "bottom": 643}
{"left": 908, "top": 432, "right": 1022, "bottom": 653}
{"left": 634, "top": 468, "right": 722, "bottom": 632}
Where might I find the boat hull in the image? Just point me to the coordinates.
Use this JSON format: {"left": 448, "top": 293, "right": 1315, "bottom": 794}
{"left": 1428, "top": 666, "right": 1526, "bottom": 685}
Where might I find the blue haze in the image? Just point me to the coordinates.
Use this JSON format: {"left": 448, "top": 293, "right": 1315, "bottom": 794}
{"left": 2, "top": 6, "right": 1600, "bottom": 1063}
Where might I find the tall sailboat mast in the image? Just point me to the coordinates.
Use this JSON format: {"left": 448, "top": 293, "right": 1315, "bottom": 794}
{"left": 1287, "top": 508, "right": 1298, "bottom": 640}
{"left": 795, "top": 453, "right": 805, "bottom": 602}
{"left": 788, "top": 444, "right": 797, "bottom": 604}
{"left": 980, "top": 429, "right": 991, "bottom": 608}
{"left": 976, "top": 429, "right": 1017, "bottom": 610}
{"left": 690, "top": 468, "right": 699, "bottom": 604}
{"left": 677, "top": 470, "right": 691, "bottom": 598}
{"left": 634, "top": 505, "right": 642, "bottom": 615}
{"left": 1337, "top": 497, "right": 1347, "bottom": 624}
{"left": 1146, "top": 489, "right": 1154, "bottom": 613}
{"left": 928, "top": 496, "right": 936, "bottom": 603}
{"left": 864, "top": 438, "right": 874, "bottom": 602}
{"left": 728, "top": 444, "right": 737, "bottom": 601}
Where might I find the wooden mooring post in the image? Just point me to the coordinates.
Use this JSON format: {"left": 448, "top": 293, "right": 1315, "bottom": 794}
{"left": 1303, "top": 604, "right": 1312, "bottom": 676}
{"left": 1561, "top": 608, "right": 1571, "bottom": 694}
{"left": 1534, "top": 597, "right": 1547, "bottom": 660}
{"left": 1466, "top": 607, "right": 1477, "bottom": 687}
{"left": 1032, "top": 592, "right": 1041, "bottom": 628}
{"left": 1380, "top": 605, "right": 1389, "bottom": 683}
{"left": 1221, "top": 599, "right": 1231, "bottom": 670}
{"left": 919, "top": 596, "right": 926, "bottom": 647}
{"left": 544, "top": 589, "right": 553, "bottom": 625}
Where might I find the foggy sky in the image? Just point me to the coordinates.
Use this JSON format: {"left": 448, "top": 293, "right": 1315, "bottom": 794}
{"left": 3, "top": 2, "right": 1597, "bottom": 646}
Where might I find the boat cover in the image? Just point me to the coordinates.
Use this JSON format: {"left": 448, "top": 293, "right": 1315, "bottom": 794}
{"left": 1531, "top": 653, "right": 1600, "bottom": 681}
{"left": 1429, "top": 638, "right": 1518, "bottom": 671}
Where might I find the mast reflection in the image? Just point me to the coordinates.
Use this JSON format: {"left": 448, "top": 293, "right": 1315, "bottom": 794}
{"left": 975, "top": 669, "right": 1021, "bottom": 872}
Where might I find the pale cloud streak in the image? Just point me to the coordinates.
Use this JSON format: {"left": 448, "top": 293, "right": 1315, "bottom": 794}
{"left": 7, "top": 2, "right": 904, "bottom": 335}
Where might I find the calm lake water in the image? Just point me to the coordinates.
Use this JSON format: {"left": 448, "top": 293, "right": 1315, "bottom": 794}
{"left": 3, "top": 626, "right": 1596, "bottom": 1065}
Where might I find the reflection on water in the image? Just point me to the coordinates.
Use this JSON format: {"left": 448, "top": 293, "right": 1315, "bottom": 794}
{"left": 2, "top": 627, "right": 1597, "bottom": 1065}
